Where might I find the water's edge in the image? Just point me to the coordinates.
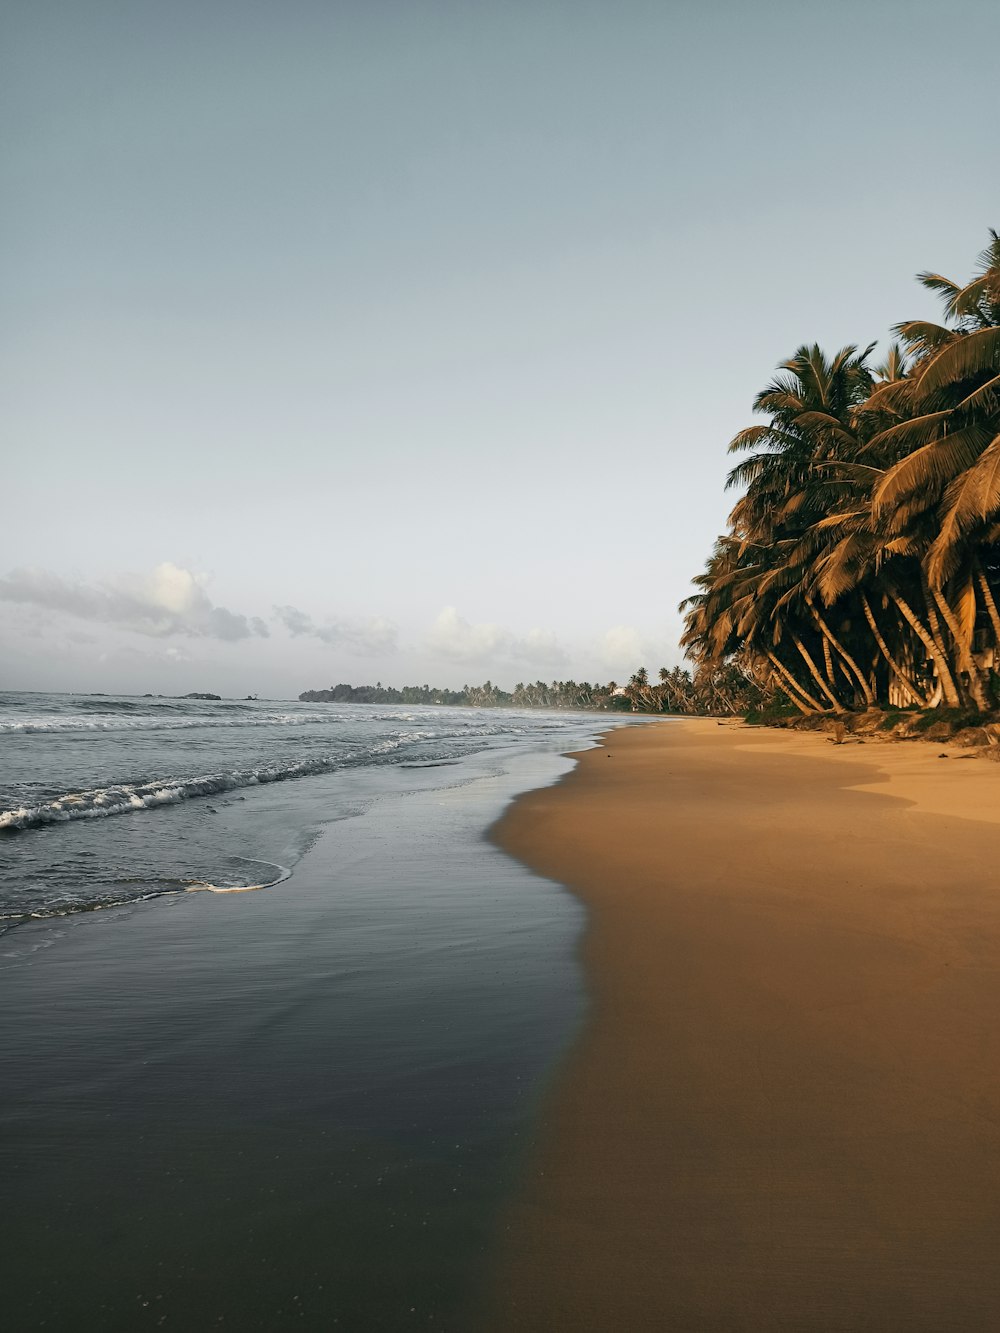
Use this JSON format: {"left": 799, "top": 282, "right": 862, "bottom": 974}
{"left": 1, "top": 718, "right": 637, "bottom": 1329}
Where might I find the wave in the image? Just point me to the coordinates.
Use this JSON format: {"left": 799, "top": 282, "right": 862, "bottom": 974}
{"left": 0, "top": 711, "right": 349, "bottom": 735}
{"left": 0, "top": 745, "right": 415, "bottom": 833}
{"left": 0, "top": 858, "right": 291, "bottom": 932}
{"left": 0, "top": 703, "right": 590, "bottom": 737}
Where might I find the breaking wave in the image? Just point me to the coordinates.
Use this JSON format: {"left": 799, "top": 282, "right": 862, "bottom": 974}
{"left": 0, "top": 744, "right": 414, "bottom": 833}
{"left": 1, "top": 711, "right": 354, "bottom": 735}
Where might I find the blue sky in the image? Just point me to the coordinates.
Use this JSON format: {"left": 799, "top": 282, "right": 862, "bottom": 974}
{"left": 3, "top": 0, "right": 998, "bottom": 695}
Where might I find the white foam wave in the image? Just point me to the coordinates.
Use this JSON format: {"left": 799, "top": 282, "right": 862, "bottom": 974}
{"left": 183, "top": 858, "right": 292, "bottom": 894}
{"left": 0, "top": 711, "right": 350, "bottom": 735}
{"left": 0, "top": 858, "right": 292, "bottom": 932}
{"left": 0, "top": 745, "right": 410, "bottom": 833}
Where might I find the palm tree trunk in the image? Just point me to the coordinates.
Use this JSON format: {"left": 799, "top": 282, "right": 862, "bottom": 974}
{"left": 888, "top": 587, "right": 963, "bottom": 708}
{"left": 974, "top": 559, "right": 1000, "bottom": 648}
{"left": 860, "top": 591, "right": 929, "bottom": 707}
{"left": 808, "top": 602, "right": 876, "bottom": 708}
{"left": 919, "top": 571, "right": 952, "bottom": 663}
{"left": 768, "top": 650, "right": 832, "bottom": 714}
{"left": 822, "top": 634, "right": 837, "bottom": 688}
{"left": 765, "top": 651, "right": 825, "bottom": 713}
{"left": 789, "top": 630, "right": 844, "bottom": 711}
{"left": 927, "top": 580, "right": 989, "bottom": 712}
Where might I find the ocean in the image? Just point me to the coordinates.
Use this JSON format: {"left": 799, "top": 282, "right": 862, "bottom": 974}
{"left": 0, "top": 691, "right": 630, "bottom": 1329}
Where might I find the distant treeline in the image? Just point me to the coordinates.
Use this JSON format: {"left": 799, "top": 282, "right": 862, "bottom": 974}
{"left": 300, "top": 681, "right": 611, "bottom": 708}
{"left": 299, "top": 664, "right": 769, "bottom": 715}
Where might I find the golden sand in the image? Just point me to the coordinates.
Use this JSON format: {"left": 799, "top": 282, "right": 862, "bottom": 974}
{"left": 486, "top": 718, "right": 1000, "bottom": 1330}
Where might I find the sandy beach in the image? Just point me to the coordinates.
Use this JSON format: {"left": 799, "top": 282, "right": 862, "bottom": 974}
{"left": 487, "top": 718, "right": 1000, "bottom": 1330}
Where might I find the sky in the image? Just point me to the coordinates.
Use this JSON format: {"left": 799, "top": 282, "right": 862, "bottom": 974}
{"left": 3, "top": 0, "right": 999, "bottom": 698}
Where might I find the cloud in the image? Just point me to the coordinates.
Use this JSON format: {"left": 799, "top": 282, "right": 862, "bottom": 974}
{"left": 600, "top": 624, "right": 644, "bottom": 669}
{"left": 597, "top": 624, "right": 683, "bottom": 677}
{"left": 0, "top": 563, "right": 269, "bottom": 642}
{"left": 273, "top": 604, "right": 398, "bottom": 655}
{"left": 427, "top": 607, "right": 567, "bottom": 668}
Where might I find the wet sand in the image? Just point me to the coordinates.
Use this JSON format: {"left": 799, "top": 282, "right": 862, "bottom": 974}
{"left": 487, "top": 718, "right": 1000, "bottom": 1331}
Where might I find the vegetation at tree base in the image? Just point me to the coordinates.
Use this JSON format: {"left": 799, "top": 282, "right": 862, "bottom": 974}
{"left": 299, "top": 668, "right": 758, "bottom": 714}
{"left": 681, "top": 231, "right": 1000, "bottom": 716}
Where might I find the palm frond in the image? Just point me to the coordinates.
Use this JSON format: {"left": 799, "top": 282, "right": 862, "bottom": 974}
{"left": 726, "top": 424, "right": 798, "bottom": 454}
{"left": 917, "top": 272, "right": 961, "bottom": 306}
{"left": 866, "top": 410, "right": 950, "bottom": 455}
{"left": 863, "top": 376, "right": 917, "bottom": 416}
{"left": 883, "top": 535, "right": 922, "bottom": 557}
{"left": 950, "top": 274, "right": 994, "bottom": 323}
{"left": 916, "top": 326, "right": 1000, "bottom": 395}
{"left": 811, "top": 461, "right": 885, "bottom": 481}
{"left": 927, "top": 433, "right": 1000, "bottom": 585}
{"left": 953, "top": 372, "right": 999, "bottom": 415}
{"left": 892, "top": 319, "right": 954, "bottom": 355}
{"left": 874, "top": 426, "right": 988, "bottom": 512}
{"left": 793, "top": 410, "right": 858, "bottom": 445}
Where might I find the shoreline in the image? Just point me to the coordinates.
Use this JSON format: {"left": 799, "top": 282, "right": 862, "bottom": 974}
{"left": 486, "top": 717, "right": 1000, "bottom": 1330}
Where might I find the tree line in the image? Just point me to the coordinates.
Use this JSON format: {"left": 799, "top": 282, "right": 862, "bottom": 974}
{"left": 300, "top": 680, "right": 633, "bottom": 710}
{"left": 299, "top": 667, "right": 765, "bottom": 715}
{"left": 681, "top": 231, "right": 1000, "bottom": 715}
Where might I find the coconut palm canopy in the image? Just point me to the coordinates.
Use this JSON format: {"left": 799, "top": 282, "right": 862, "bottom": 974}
{"left": 682, "top": 232, "right": 1000, "bottom": 714}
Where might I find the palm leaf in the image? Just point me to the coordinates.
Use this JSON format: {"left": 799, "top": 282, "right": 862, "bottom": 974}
{"left": 755, "top": 390, "right": 805, "bottom": 415}
{"left": 793, "top": 410, "right": 858, "bottom": 444}
{"left": 812, "top": 461, "right": 885, "bottom": 481}
{"left": 874, "top": 425, "right": 988, "bottom": 512}
{"left": 892, "top": 319, "right": 955, "bottom": 356}
{"left": 916, "top": 326, "right": 1000, "bottom": 394}
{"left": 813, "top": 506, "right": 871, "bottom": 531}
{"left": 727, "top": 424, "right": 798, "bottom": 454}
{"left": 814, "top": 534, "right": 873, "bottom": 603}
{"left": 950, "top": 274, "right": 994, "bottom": 322}
{"left": 917, "top": 272, "right": 961, "bottom": 305}
{"left": 955, "top": 370, "right": 1000, "bottom": 413}
{"left": 927, "top": 433, "right": 1000, "bottom": 585}
{"left": 883, "top": 535, "right": 922, "bottom": 557}
{"left": 865, "top": 410, "right": 950, "bottom": 454}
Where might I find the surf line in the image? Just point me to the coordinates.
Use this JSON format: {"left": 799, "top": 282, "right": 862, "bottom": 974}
{"left": 182, "top": 858, "right": 292, "bottom": 895}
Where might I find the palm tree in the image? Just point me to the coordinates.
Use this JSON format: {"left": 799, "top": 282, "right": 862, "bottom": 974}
{"left": 684, "top": 233, "right": 1000, "bottom": 716}
{"left": 865, "top": 232, "right": 1000, "bottom": 709}
{"left": 715, "top": 344, "right": 880, "bottom": 710}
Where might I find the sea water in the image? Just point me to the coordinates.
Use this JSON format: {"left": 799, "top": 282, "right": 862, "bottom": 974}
{"left": 0, "top": 691, "right": 619, "bottom": 928}
{"left": 0, "top": 692, "right": 629, "bottom": 1328}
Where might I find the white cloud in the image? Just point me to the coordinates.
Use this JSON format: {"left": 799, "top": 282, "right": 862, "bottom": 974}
{"left": 0, "top": 563, "right": 269, "bottom": 642}
{"left": 597, "top": 624, "right": 683, "bottom": 678}
{"left": 600, "top": 624, "right": 644, "bottom": 669}
{"left": 273, "top": 604, "right": 398, "bottom": 655}
{"left": 426, "top": 607, "right": 567, "bottom": 668}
